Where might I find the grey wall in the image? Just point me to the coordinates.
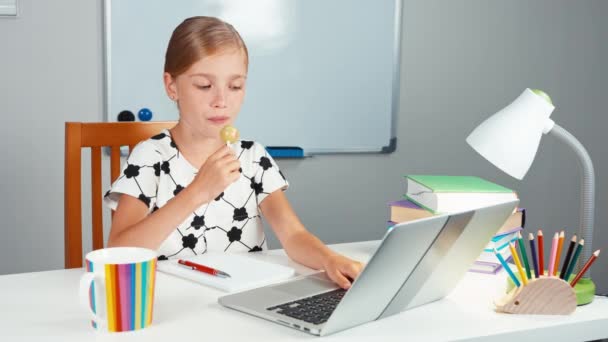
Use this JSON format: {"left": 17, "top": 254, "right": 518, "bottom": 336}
{"left": 0, "top": 0, "right": 103, "bottom": 273}
{"left": 0, "top": 0, "right": 606, "bottom": 294}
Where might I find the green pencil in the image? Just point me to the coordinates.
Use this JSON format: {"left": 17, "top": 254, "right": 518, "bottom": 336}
{"left": 563, "top": 239, "right": 585, "bottom": 281}
{"left": 517, "top": 232, "right": 532, "bottom": 279}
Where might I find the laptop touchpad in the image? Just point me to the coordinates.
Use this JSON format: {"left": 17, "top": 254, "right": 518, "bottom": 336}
{"left": 272, "top": 275, "right": 337, "bottom": 297}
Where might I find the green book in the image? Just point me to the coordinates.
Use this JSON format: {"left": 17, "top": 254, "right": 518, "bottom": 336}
{"left": 406, "top": 175, "right": 513, "bottom": 193}
{"left": 405, "top": 175, "right": 516, "bottom": 214}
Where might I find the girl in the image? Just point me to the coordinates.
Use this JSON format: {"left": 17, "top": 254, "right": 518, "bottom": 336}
{"left": 104, "top": 16, "right": 363, "bottom": 289}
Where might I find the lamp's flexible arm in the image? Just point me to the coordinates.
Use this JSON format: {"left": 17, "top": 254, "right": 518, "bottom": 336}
{"left": 547, "top": 123, "right": 595, "bottom": 278}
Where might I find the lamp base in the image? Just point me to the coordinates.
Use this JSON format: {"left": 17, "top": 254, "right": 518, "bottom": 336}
{"left": 506, "top": 271, "right": 596, "bottom": 305}
{"left": 573, "top": 278, "right": 596, "bottom": 305}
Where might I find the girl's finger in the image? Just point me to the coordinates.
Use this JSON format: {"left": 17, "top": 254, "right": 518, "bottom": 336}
{"left": 341, "top": 262, "right": 363, "bottom": 281}
{"left": 327, "top": 268, "right": 351, "bottom": 289}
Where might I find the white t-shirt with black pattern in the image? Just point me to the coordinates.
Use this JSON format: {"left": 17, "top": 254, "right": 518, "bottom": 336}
{"left": 104, "top": 129, "right": 289, "bottom": 260}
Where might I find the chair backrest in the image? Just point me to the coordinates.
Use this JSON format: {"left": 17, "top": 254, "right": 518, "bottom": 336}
{"left": 64, "top": 121, "right": 176, "bottom": 268}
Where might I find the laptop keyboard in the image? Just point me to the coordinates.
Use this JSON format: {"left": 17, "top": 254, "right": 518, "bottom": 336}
{"left": 266, "top": 288, "right": 346, "bottom": 325}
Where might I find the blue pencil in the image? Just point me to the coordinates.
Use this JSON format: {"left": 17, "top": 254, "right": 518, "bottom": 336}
{"left": 494, "top": 248, "right": 521, "bottom": 287}
{"left": 529, "top": 233, "right": 539, "bottom": 278}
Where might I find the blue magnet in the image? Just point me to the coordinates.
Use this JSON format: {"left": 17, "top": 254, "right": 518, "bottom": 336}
{"left": 138, "top": 108, "right": 153, "bottom": 121}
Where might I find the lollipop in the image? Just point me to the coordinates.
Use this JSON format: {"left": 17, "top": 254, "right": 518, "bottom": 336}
{"left": 220, "top": 125, "right": 240, "bottom": 146}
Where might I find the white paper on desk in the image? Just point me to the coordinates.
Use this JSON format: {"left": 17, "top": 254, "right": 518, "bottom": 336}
{"left": 157, "top": 253, "right": 295, "bottom": 292}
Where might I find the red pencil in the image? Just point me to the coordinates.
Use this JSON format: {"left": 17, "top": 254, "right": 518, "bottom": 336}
{"left": 538, "top": 230, "right": 545, "bottom": 276}
{"left": 178, "top": 259, "right": 231, "bottom": 278}
{"left": 570, "top": 250, "right": 600, "bottom": 287}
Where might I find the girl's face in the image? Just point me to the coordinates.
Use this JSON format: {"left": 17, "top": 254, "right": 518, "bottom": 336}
{"left": 164, "top": 49, "right": 247, "bottom": 139}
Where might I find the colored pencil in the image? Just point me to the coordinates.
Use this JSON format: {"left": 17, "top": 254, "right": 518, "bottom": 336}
{"left": 529, "top": 233, "right": 539, "bottom": 278}
{"left": 538, "top": 230, "right": 545, "bottom": 276}
{"left": 564, "top": 239, "right": 585, "bottom": 281}
{"left": 548, "top": 233, "right": 559, "bottom": 277}
{"left": 517, "top": 232, "right": 532, "bottom": 280}
{"left": 509, "top": 242, "right": 528, "bottom": 285}
{"left": 554, "top": 231, "right": 565, "bottom": 276}
{"left": 559, "top": 235, "right": 577, "bottom": 280}
{"left": 494, "top": 248, "right": 521, "bottom": 287}
{"left": 570, "top": 250, "right": 600, "bottom": 287}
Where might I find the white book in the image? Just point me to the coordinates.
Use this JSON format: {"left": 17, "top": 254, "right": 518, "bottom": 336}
{"left": 157, "top": 252, "right": 295, "bottom": 292}
{"left": 476, "top": 244, "right": 512, "bottom": 263}
{"left": 483, "top": 232, "right": 520, "bottom": 252}
{"left": 405, "top": 175, "right": 517, "bottom": 214}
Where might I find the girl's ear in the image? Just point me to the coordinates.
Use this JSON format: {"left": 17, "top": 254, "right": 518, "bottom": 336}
{"left": 163, "top": 72, "right": 178, "bottom": 101}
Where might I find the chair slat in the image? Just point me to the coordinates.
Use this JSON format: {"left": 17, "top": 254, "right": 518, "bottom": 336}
{"left": 110, "top": 146, "right": 121, "bottom": 221}
{"left": 91, "top": 146, "right": 103, "bottom": 250}
{"left": 110, "top": 146, "right": 121, "bottom": 183}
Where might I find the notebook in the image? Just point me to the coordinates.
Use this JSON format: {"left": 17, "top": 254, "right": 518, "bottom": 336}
{"left": 157, "top": 253, "right": 295, "bottom": 292}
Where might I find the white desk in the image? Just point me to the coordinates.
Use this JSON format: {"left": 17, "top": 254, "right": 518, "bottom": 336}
{"left": 1, "top": 241, "right": 607, "bottom": 341}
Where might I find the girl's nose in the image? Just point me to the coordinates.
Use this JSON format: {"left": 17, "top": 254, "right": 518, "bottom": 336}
{"left": 211, "top": 89, "right": 227, "bottom": 108}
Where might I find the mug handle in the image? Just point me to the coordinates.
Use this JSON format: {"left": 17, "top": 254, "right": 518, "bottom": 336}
{"left": 79, "top": 272, "right": 107, "bottom": 328}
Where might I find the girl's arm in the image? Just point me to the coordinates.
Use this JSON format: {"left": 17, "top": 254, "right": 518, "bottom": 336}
{"left": 259, "top": 190, "right": 364, "bottom": 289}
{"left": 107, "top": 186, "right": 210, "bottom": 249}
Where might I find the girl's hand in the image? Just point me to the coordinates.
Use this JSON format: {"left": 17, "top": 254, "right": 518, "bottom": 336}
{"left": 190, "top": 145, "right": 240, "bottom": 204}
{"left": 322, "top": 253, "right": 364, "bottom": 290}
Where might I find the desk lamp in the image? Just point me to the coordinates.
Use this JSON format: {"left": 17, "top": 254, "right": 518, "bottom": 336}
{"left": 466, "top": 88, "right": 596, "bottom": 304}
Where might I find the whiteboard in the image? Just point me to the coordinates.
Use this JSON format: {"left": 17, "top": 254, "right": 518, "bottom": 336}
{"left": 104, "top": 0, "right": 401, "bottom": 155}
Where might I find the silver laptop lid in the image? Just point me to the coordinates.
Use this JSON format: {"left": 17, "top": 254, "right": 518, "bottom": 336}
{"left": 321, "top": 200, "right": 518, "bottom": 335}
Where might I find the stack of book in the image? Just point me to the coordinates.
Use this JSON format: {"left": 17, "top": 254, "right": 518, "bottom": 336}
{"left": 388, "top": 175, "right": 525, "bottom": 274}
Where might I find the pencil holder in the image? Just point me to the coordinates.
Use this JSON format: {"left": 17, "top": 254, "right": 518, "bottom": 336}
{"left": 495, "top": 276, "right": 577, "bottom": 315}
{"left": 505, "top": 270, "right": 596, "bottom": 305}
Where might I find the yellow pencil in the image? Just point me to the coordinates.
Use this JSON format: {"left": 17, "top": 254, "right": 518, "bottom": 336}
{"left": 509, "top": 242, "right": 528, "bottom": 285}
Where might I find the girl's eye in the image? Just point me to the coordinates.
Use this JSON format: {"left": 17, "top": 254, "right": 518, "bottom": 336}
{"left": 230, "top": 86, "right": 242, "bottom": 91}
{"left": 196, "top": 85, "right": 211, "bottom": 90}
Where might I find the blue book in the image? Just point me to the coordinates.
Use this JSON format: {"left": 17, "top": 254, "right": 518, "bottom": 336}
{"left": 484, "top": 233, "right": 519, "bottom": 253}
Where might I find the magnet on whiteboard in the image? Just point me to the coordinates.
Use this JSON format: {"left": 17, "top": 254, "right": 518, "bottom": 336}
{"left": 138, "top": 108, "right": 153, "bottom": 121}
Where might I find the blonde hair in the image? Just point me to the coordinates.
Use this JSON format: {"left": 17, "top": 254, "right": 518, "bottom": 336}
{"left": 164, "top": 16, "right": 249, "bottom": 77}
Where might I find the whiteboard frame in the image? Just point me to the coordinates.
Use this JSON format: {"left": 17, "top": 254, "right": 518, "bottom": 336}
{"left": 102, "top": 0, "right": 402, "bottom": 155}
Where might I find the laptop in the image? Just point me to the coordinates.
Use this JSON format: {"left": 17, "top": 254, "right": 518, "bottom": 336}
{"left": 219, "top": 199, "right": 519, "bottom": 336}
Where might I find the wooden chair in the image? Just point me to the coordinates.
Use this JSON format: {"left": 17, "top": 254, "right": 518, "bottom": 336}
{"left": 64, "top": 121, "right": 176, "bottom": 268}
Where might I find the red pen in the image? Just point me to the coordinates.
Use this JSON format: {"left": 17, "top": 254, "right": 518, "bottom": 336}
{"left": 178, "top": 259, "right": 231, "bottom": 278}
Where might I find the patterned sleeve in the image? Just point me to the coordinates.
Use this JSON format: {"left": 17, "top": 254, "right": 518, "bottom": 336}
{"left": 104, "top": 141, "right": 161, "bottom": 212}
{"left": 252, "top": 142, "right": 289, "bottom": 205}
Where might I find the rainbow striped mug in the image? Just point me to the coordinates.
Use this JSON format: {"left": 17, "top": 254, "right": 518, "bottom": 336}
{"left": 79, "top": 247, "right": 157, "bottom": 332}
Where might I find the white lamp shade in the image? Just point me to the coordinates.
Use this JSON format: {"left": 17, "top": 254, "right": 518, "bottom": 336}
{"left": 466, "top": 88, "right": 556, "bottom": 180}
